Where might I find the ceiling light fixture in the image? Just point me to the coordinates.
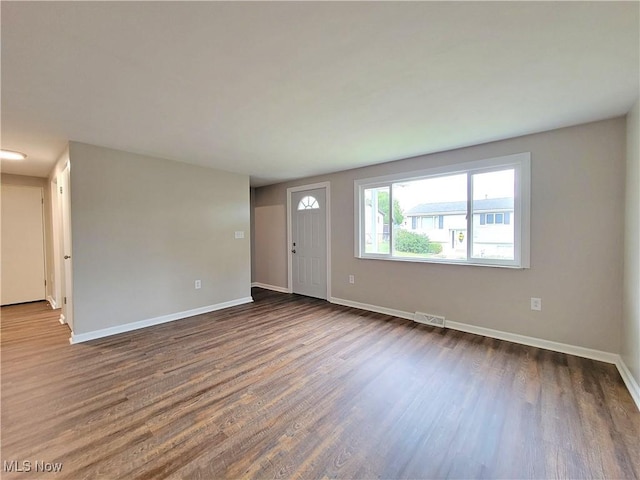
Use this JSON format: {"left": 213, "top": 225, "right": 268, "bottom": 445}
{"left": 0, "top": 149, "right": 28, "bottom": 161}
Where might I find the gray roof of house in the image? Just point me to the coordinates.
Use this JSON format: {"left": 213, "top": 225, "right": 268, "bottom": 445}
{"left": 406, "top": 197, "right": 513, "bottom": 216}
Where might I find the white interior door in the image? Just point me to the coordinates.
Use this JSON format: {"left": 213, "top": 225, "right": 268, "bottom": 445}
{"left": 291, "top": 188, "right": 327, "bottom": 299}
{"left": 1, "top": 185, "right": 46, "bottom": 305}
{"left": 59, "top": 167, "right": 74, "bottom": 330}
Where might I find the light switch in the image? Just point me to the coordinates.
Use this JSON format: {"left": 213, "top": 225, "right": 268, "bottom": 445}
{"left": 235, "top": 231, "right": 244, "bottom": 239}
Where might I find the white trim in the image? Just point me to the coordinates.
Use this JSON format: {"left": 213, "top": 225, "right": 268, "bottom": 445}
{"left": 615, "top": 357, "right": 640, "bottom": 411}
{"left": 287, "top": 182, "right": 331, "bottom": 300}
{"left": 50, "top": 177, "right": 63, "bottom": 308}
{"left": 354, "top": 152, "right": 531, "bottom": 269}
{"left": 59, "top": 313, "right": 66, "bottom": 325}
{"left": 329, "top": 296, "right": 640, "bottom": 409}
{"left": 331, "top": 296, "right": 617, "bottom": 363}
{"left": 38, "top": 186, "right": 49, "bottom": 306}
{"left": 69, "top": 297, "right": 254, "bottom": 344}
{"left": 47, "top": 295, "right": 58, "bottom": 309}
{"left": 444, "top": 320, "right": 618, "bottom": 364}
{"left": 330, "top": 297, "right": 415, "bottom": 321}
{"left": 251, "top": 282, "right": 290, "bottom": 294}
{"left": 517, "top": 156, "right": 531, "bottom": 268}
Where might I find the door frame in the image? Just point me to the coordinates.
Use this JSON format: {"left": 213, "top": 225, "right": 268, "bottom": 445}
{"left": 57, "top": 164, "right": 74, "bottom": 332}
{"left": 50, "top": 177, "right": 62, "bottom": 308}
{"left": 287, "top": 182, "right": 331, "bottom": 300}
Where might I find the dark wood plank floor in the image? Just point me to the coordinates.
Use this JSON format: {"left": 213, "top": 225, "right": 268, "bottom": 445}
{"left": 1, "top": 288, "right": 639, "bottom": 479}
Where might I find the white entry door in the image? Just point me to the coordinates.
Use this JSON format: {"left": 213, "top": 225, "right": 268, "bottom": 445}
{"left": 291, "top": 188, "right": 327, "bottom": 299}
{"left": 1, "top": 185, "right": 46, "bottom": 305}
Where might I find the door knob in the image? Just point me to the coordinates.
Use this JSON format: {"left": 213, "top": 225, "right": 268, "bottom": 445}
{"left": 64, "top": 255, "right": 71, "bottom": 259}
{"left": 291, "top": 249, "right": 296, "bottom": 254}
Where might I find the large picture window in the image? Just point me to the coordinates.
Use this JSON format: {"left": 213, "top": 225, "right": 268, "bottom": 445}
{"left": 355, "top": 153, "right": 530, "bottom": 268}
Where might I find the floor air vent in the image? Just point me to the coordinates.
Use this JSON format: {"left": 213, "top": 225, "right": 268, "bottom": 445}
{"left": 414, "top": 312, "right": 445, "bottom": 328}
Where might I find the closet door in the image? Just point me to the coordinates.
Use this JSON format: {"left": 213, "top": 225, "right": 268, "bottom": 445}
{"left": 1, "top": 185, "right": 46, "bottom": 305}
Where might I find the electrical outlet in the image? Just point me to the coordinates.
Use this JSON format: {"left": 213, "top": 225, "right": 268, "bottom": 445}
{"left": 349, "top": 275, "right": 355, "bottom": 284}
{"left": 531, "top": 297, "right": 541, "bottom": 311}
{"left": 234, "top": 231, "right": 244, "bottom": 239}
{"left": 195, "top": 280, "right": 201, "bottom": 289}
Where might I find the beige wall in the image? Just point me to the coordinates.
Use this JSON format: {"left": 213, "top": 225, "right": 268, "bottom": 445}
{"left": 1, "top": 173, "right": 54, "bottom": 301}
{"left": 253, "top": 203, "right": 287, "bottom": 287}
{"left": 1, "top": 173, "right": 46, "bottom": 188}
{"left": 254, "top": 118, "right": 626, "bottom": 353}
{"left": 68, "top": 142, "right": 251, "bottom": 335}
{"left": 623, "top": 100, "right": 640, "bottom": 384}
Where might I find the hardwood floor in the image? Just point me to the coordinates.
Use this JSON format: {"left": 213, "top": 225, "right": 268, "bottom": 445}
{"left": 1, "top": 288, "right": 639, "bottom": 479}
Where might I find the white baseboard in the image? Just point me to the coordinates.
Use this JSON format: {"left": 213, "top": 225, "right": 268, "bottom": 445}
{"left": 69, "top": 296, "right": 254, "bottom": 344}
{"left": 47, "top": 296, "right": 58, "bottom": 309}
{"left": 59, "top": 314, "right": 66, "bottom": 325}
{"left": 330, "top": 297, "right": 415, "bottom": 321}
{"left": 615, "top": 357, "right": 640, "bottom": 411}
{"left": 251, "top": 282, "right": 290, "bottom": 294}
{"left": 445, "top": 320, "right": 618, "bottom": 364}
{"left": 330, "top": 296, "right": 638, "bottom": 411}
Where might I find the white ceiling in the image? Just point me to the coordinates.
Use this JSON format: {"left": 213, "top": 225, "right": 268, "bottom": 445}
{"left": 2, "top": 2, "right": 638, "bottom": 186}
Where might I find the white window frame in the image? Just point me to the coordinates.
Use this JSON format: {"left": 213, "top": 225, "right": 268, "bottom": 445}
{"left": 354, "top": 152, "right": 531, "bottom": 268}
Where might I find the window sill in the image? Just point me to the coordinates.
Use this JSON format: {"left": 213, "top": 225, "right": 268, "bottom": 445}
{"left": 357, "top": 254, "right": 527, "bottom": 269}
